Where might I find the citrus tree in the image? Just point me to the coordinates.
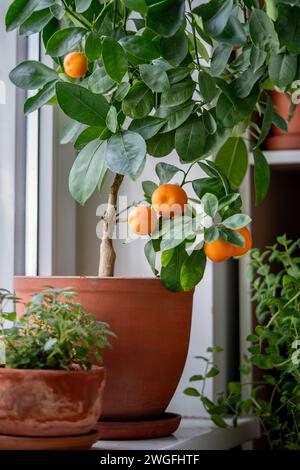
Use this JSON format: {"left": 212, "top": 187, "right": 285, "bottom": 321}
{"left": 6, "top": 0, "right": 297, "bottom": 291}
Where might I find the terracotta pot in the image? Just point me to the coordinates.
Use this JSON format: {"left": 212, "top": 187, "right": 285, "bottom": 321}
{"left": 263, "top": 90, "right": 300, "bottom": 150}
{"left": 0, "top": 366, "right": 106, "bottom": 437}
{"left": 14, "top": 277, "right": 193, "bottom": 421}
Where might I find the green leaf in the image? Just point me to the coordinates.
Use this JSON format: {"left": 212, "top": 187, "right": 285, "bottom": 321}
{"left": 160, "top": 79, "right": 195, "bottom": 107}
{"left": 251, "top": 354, "right": 273, "bottom": 369}
{"left": 56, "top": 82, "right": 109, "bottom": 126}
{"left": 106, "top": 106, "right": 118, "bottom": 133}
{"left": 250, "top": 46, "right": 267, "bottom": 73}
{"left": 167, "top": 67, "right": 191, "bottom": 85}
{"left": 180, "top": 248, "right": 206, "bottom": 291}
{"left": 156, "top": 101, "right": 194, "bottom": 133}
{"left": 121, "top": 0, "right": 147, "bottom": 14}
{"left": 88, "top": 66, "right": 115, "bottom": 94}
{"left": 210, "top": 44, "right": 232, "bottom": 77}
{"left": 184, "top": 387, "right": 200, "bottom": 397}
{"left": 85, "top": 31, "right": 102, "bottom": 61}
{"left": 69, "top": 139, "right": 107, "bottom": 205}
{"left": 272, "top": 111, "right": 288, "bottom": 132}
{"left": 9, "top": 60, "right": 58, "bottom": 90}
{"left": 144, "top": 240, "right": 158, "bottom": 275}
{"left": 222, "top": 213, "right": 251, "bottom": 229}
{"left": 249, "top": 8, "right": 279, "bottom": 53}
{"left": 74, "top": 126, "right": 104, "bottom": 150}
{"left": 105, "top": 131, "right": 146, "bottom": 177}
{"left": 160, "top": 216, "right": 196, "bottom": 251}
{"left": 232, "top": 67, "right": 264, "bottom": 99}
{"left": 198, "top": 72, "right": 218, "bottom": 102}
{"left": 211, "top": 415, "right": 228, "bottom": 429}
{"left": 218, "top": 193, "right": 240, "bottom": 210}
{"left": 253, "top": 147, "right": 270, "bottom": 205}
{"left": 146, "top": 0, "right": 185, "bottom": 38}
{"left": 194, "top": 0, "right": 233, "bottom": 37}
{"left": 142, "top": 180, "right": 158, "bottom": 200}
{"left": 206, "top": 367, "right": 219, "bottom": 378}
{"left": 139, "top": 64, "right": 170, "bottom": 92}
{"left": 204, "top": 226, "right": 219, "bottom": 243}
{"left": 256, "top": 95, "right": 273, "bottom": 147}
{"left": 199, "top": 160, "right": 231, "bottom": 194}
{"left": 193, "top": 177, "right": 225, "bottom": 200}
{"left": 102, "top": 37, "right": 128, "bottom": 83}
{"left": 215, "top": 137, "right": 248, "bottom": 190}
{"left": 202, "top": 109, "right": 217, "bottom": 135}
{"left": 122, "top": 82, "right": 153, "bottom": 119}
{"left": 175, "top": 116, "right": 206, "bottom": 163}
{"left": 155, "top": 162, "right": 181, "bottom": 184}
{"left": 147, "top": 131, "right": 175, "bottom": 157}
{"left": 224, "top": 228, "right": 245, "bottom": 247}
{"left": 215, "top": 15, "right": 247, "bottom": 46}
{"left": 190, "top": 374, "right": 204, "bottom": 381}
{"left": 75, "top": 0, "right": 93, "bottom": 13}
{"left": 161, "top": 244, "right": 188, "bottom": 292}
{"left": 129, "top": 116, "right": 166, "bottom": 140}
{"left": 201, "top": 193, "right": 219, "bottom": 218}
{"left": 115, "top": 82, "right": 131, "bottom": 102}
{"left": 161, "top": 26, "right": 189, "bottom": 66}
{"left": 276, "top": 4, "right": 300, "bottom": 54}
{"left": 6, "top": 0, "right": 41, "bottom": 31}
{"left": 268, "top": 53, "right": 297, "bottom": 88}
{"left": 19, "top": 8, "right": 53, "bottom": 35}
{"left": 120, "top": 36, "right": 160, "bottom": 64}
{"left": 60, "top": 120, "right": 83, "bottom": 145}
{"left": 46, "top": 27, "right": 87, "bottom": 57}
{"left": 24, "top": 80, "right": 57, "bottom": 114}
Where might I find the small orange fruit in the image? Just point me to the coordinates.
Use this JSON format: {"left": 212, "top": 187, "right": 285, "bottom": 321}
{"left": 232, "top": 227, "right": 252, "bottom": 257}
{"left": 64, "top": 51, "right": 88, "bottom": 78}
{"left": 128, "top": 206, "right": 157, "bottom": 235}
{"left": 151, "top": 184, "right": 188, "bottom": 218}
{"left": 204, "top": 239, "right": 234, "bottom": 263}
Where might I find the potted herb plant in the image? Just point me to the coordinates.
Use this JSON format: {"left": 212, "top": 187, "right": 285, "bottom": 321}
{"left": 184, "top": 235, "right": 300, "bottom": 450}
{"left": 6, "top": 0, "right": 295, "bottom": 437}
{"left": 0, "top": 287, "right": 113, "bottom": 449}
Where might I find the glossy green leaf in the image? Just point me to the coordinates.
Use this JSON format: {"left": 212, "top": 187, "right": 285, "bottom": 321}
{"left": 155, "top": 162, "right": 181, "bottom": 184}
{"left": 102, "top": 37, "right": 128, "bottom": 83}
{"left": 276, "top": 4, "right": 300, "bottom": 54}
{"left": 181, "top": 247, "right": 206, "bottom": 291}
{"left": 122, "top": 82, "right": 154, "bottom": 119}
{"left": 250, "top": 46, "right": 267, "bottom": 72}
{"left": 69, "top": 139, "right": 107, "bottom": 205}
{"left": 256, "top": 95, "right": 273, "bottom": 147}
{"left": 75, "top": 0, "right": 93, "bottom": 13}
{"left": 139, "top": 64, "right": 170, "bottom": 92}
{"left": 192, "top": 177, "right": 225, "bottom": 200}
{"left": 167, "top": 67, "right": 191, "bottom": 85}
{"left": 128, "top": 116, "right": 166, "bottom": 140}
{"left": 175, "top": 117, "right": 206, "bottom": 162}
{"left": 115, "top": 82, "right": 131, "bottom": 102}
{"left": 194, "top": 0, "right": 233, "bottom": 37}
{"left": 105, "top": 131, "right": 146, "bottom": 177}
{"left": 144, "top": 240, "right": 158, "bottom": 276}
{"left": 6, "top": 0, "right": 41, "bottom": 31}
{"left": 202, "top": 109, "right": 217, "bottom": 135}
{"left": 268, "top": 53, "right": 297, "bottom": 88}
{"left": 24, "top": 80, "right": 57, "bottom": 114}
{"left": 46, "top": 27, "right": 87, "bottom": 57}
{"left": 156, "top": 101, "right": 194, "bottom": 133}
{"left": 106, "top": 106, "right": 118, "bottom": 133}
{"left": 222, "top": 213, "right": 251, "bottom": 229}
{"left": 161, "top": 26, "right": 189, "bottom": 66}
{"left": 210, "top": 44, "right": 232, "bottom": 77}
{"left": 147, "top": 131, "right": 175, "bottom": 157}
{"left": 215, "top": 15, "right": 247, "bottom": 46}
{"left": 19, "top": 8, "right": 52, "bottom": 35}
{"left": 56, "top": 82, "right": 109, "bottom": 127}
{"left": 88, "top": 67, "right": 115, "bottom": 94}
{"left": 120, "top": 36, "right": 160, "bottom": 64}
{"left": 202, "top": 193, "right": 219, "bottom": 218}
{"left": 9, "top": 60, "right": 58, "bottom": 90}
{"left": 146, "top": 0, "right": 185, "bottom": 38}
{"left": 253, "top": 147, "right": 270, "bottom": 205}
{"left": 85, "top": 31, "right": 102, "bottom": 61}
{"left": 204, "top": 225, "right": 219, "bottom": 243}
{"left": 198, "top": 71, "right": 218, "bottom": 102}
{"left": 161, "top": 244, "right": 188, "bottom": 291}
{"left": 60, "top": 120, "right": 83, "bottom": 145}
{"left": 215, "top": 137, "right": 248, "bottom": 189}
{"left": 232, "top": 67, "right": 264, "bottom": 98}
{"left": 160, "top": 79, "right": 195, "bottom": 107}
{"left": 74, "top": 127, "right": 104, "bottom": 150}
{"left": 249, "top": 9, "right": 279, "bottom": 53}
{"left": 142, "top": 180, "right": 158, "bottom": 200}
{"left": 121, "top": 0, "right": 147, "bottom": 14}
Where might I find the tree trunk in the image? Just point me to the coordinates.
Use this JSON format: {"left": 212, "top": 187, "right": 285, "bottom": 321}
{"left": 98, "top": 174, "right": 124, "bottom": 277}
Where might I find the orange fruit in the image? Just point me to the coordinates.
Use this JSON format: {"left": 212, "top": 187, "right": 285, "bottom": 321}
{"left": 64, "top": 51, "right": 88, "bottom": 78}
{"left": 128, "top": 206, "right": 157, "bottom": 235}
{"left": 151, "top": 184, "right": 188, "bottom": 218}
{"left": 204, "top": 239, "right": 234, "bottom": 263}
{"left": 232, "top": 227, "right": 252, "bottom": 257}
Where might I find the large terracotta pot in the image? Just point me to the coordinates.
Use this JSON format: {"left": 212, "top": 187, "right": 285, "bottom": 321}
{"left": 14, "top": 277, "right": 193, "bottom": 421}
{"left": 0, "top": 366, "right": 106, "bottom": 437}
{"left": 263, "top": 90, "right": 300, "bottom": 150}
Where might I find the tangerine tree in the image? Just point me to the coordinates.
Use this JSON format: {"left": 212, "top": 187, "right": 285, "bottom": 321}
{"left": 6, "top": 0, "right": 296, "bottom": 291}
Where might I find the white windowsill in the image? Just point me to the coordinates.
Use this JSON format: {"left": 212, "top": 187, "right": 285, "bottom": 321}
{"left": 93, "top": 417, "right": 260, "bottom": 451}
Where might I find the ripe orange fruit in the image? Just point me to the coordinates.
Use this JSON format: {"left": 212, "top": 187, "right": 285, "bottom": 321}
{"left": 204, "top": 239, "right": 234, "bottom": 263}
{"left": 151, "top": 184, "right": 188, "bottom": 218}
{"left": 232, "top": 227, "right": 252, "bottom": 257}
{"left": 128, "top": 206, "right": 157, "bottom": 235}
{"left": 64, "top": 51, "right": 88, "bottom": 78}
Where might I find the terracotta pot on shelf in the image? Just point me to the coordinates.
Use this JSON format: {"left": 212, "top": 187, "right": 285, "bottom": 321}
{"left": 263, "top": 90, "right": 300, "bottom": 150}
{"left": 0, "top": 366, "right": 106, "bottom": 437}
{"left": 14, "top": 277, "right": 194, "bottom": 439}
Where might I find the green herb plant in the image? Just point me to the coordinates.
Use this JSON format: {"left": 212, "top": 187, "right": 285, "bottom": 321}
{"left": 0, "top": 287, "right": 114, "bottom": 370}
{"left": 6, "top": 1, "right": 299, "bottom": 291}
{"left": 184, "top": 236, "right": 300, "bottom": 450}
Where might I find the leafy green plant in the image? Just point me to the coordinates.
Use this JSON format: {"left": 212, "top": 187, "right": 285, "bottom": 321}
{"left": 6, "top": 1, "right": 297, "bottom": 290}
{"left": 0, "top": 287, "right": 114, "bottom": 370}
{"left": 184, "top": 236, "right": 300, "bottom": 450}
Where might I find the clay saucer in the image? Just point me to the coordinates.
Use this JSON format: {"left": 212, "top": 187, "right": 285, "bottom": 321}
{"left": 0, "top": 430, "right": 100, "bottom": 450}
{"left": 95, "top": 412, "right": 181, "bottom": 440}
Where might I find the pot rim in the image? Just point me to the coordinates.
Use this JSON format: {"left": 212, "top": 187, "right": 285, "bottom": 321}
{"left": 0, "top": 365, "right": 105, "bottom": 375}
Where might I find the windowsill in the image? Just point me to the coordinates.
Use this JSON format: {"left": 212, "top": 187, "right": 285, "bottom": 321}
{"left": 93, "top": 417, "right": 260, "bottom": 450}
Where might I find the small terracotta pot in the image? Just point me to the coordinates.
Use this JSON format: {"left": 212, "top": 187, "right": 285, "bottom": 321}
{"left": 14, "top": 277, "right": 193, "bottom": 421}
{"left": 263, "top": 90, "right": 300, "bottom": 150}
{"left": 0, "top": 366, "right": 106, "bottom": 437}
